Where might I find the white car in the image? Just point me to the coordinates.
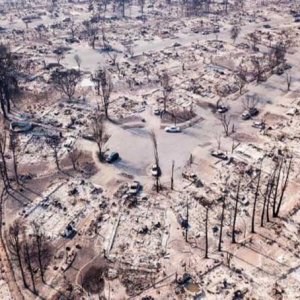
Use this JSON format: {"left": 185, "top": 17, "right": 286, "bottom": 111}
{"left": 128, "top": 181, "right": 141, "bottom": 195}
{"left": 151, "top": 164, "right": 161, "bottom": 177}
{"left": 252, "top": 121, "right": 265, "bottom": 129}
{"left": 211, "top": 150, "right": 228, "bottom": 160}
{"left": 217, "top": 105, "right": 228, "bottom": 114}
{"left": 165, "top": 126, "right": 181, "bottom": 133}
{"left": 286, "top": 107, "right": 299, "bottom": 116}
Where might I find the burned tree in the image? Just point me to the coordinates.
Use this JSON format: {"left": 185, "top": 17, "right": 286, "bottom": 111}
{"left": 279, "top": 29, "right": 294, "bottom": 53}
{"left": 138, "top": 0, "right": 145, "bottom": 16}
{"left": 204, "top": 206, "right": 209, "bottom": 258}
{"left": 219, "top": 113, "right": 231, "bottom": 137}
{"left": 56, "top": 53, "right": 64, "bottom": 65}
{"left": 107, "top": 52, "right": 118, "bottom": 66}
{"left": 274, "top": 156, "right": 292, "bottom": 217}
{"left": 0, "top": 44, "right": 19, "bottom": 119}
{"left": 218, "top": 196, "right": 226, "bottom": 251}
{"left": 268, "top": 43, "right": 286, "bottom": 69}
{"left": 251, "top": 167, "right": 262, "bottom": 233}
{"left": 92, "top": 114, "right": 109, "bottom": 161}
{"left": 150, "top": 130, "right": 160, "bottom": 193}
{"left": 251, "top": 56, "right": 266, "bottom": 83}
{"left": 51, "top": 69, "right": 81, "bottom": 101}
{"left": 0, "top": 130, "right": 10, "bottom": 190}
{"left": 92, "top": 68, "right": 113, "bottom": 118}
{"left": 69, "top": 21, "right": 78, "bottom": 40}
{"left": 31, "top": 222, "right": 52, "bottom": 284}
{"left": 68, "top": 147, "right": 82, "bottom": 171}
{"left": 265, "top": 167, "right": 278, "bottom": 223}
{"left": 235, "top": 64, "right": 247, "bottom": 95}
{"left": 242, "top": 94, "right": 259, "bottom": 111}
{"left": 272, "top": 159, "right": 283, "bottom": 217}
{"left": 73, "top": 54, "right": 82, "bottom": 71}
{"left": 83, "top": 20, "right": 99, "bottom": 49}
{"left": 23, "top": 239, "right": 37, "bottom": 295}
{"left": 118, "top": 0, "right": 127, "bottom": 18}
{"left": 124, "top": 42, "right": 135, "bottom": 58}
{"left": 47, "top": 137, "right": 61, "bottom": 171}
{"left": 10, "top": 132, "right": 19, "bottom": 185}
{"left": 185, "top": 198, "right": 189, "bottom": 243}
{"left": 261, "top": 174, "right": 272, "bottom": 227}
{"left": 285, "top": 72, "right": 292, "bottom": 92}
{"left": 246, "top": 32, "right": 259, "bottom": 51}
{"left": 159, "top": 72, "right": 172, "bottom": 113}
{"left": 230, "top": 25, "right": 241, "bottom": 44}
{"left": 232, "top": 178, "right": 241, "bottom": 244}
{"left": 7, "top": 222, "right": 28, "bottom": 289}
{"left": 170, "top": 160, "right": 175, "bottom": 190}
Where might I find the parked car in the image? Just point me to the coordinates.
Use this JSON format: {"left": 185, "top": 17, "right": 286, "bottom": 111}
{"left": 173, "top": 42, "right": 181, "bottom": 47}
{"left": 276, "top": 67, "right": 284, "bottom": 75}
{"left": 128, "top": 181, "right": 141, "bottom": 195}
{"left": 241, "top": 111, "right": 251, "bottom": 120}
{"left": 217, "top": 105, "right": 228, "bottom": 114}
{"left": 106, "top": 152, "right": 119, "bottom": 163}
{"left": 211, "top": 150, "right": 228, "bottom": 160}
{"left": 284, "top": 63, "right": 292, "bottom": 70}
{"left": 182, "top": 171, "right": 197, "bottom": 181}
{"left": 154, "top": 108, "right": 161, "bottom": 115}
{"left": 250, "top": 107, "right": 259, "bottom": 116}
{"left": 151, "top": 164, "right": 161, "bottom": 177}
{"left": 252, "top": 121, "right": 266, "bottom": 129}
{"left": 286, "top": 107, "right": 299, "bottom": 116}
{"left": 165, "top": 126, "right": 181, "bottom": 133}
{"left": 63, "top": 224, "right": 77, "bottom": 239}
{"left": 242, "top": 107, "right": 259, "bottom": 120}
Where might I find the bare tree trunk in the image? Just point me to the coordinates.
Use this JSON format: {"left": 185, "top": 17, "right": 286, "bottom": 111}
{"left": 104, "top": 102, "right": 109, "bottom": 119}
{"left": 23, "top": 241, "right": 37, "bottom": 295}
{"left": 7, "top": 222, "right": 28, "bottom": 289}
{"left": 53, "top": 147, "right": 60, "bottom": 171}
{"left": 32, "top": 222, "right": 46, "bottom": 284}
{"left": 219, "top": 113, "right": 231, "bottom": 137}
{"left": 205, "top": 206, "right": 209, "bottom": 258}
{"left": 218, "top": 196, "right": 226, "bottom": 251}
{"left": 170, "top": 160, "right": 175, "bottom": 190}
{"left": 10, "top": 133, "right": 19, "bottom": 185}
{"left": 185, "top": 199, "right": 189, "bottom": 243}
{"left": 266, "top": 169, "right": 276, "bottom": 223}
{"left": 286, "top": 73, "right": 292, "bottom": 91}
{"left": 275, "top": 157, "right": 292, "bottom": 217}
{"left": 0, "top": 129, "right": 10, "bottom": 187}
{"left": 0, "top": 132, "right": 10, "bottom": 191}
{"left": 68, "top": 148, "right": 82, "bottom": 171}
{"left": 17, "top": 246, "right": 28, "bottom": 289}
{"left": 0, "top": 95, "right": 7, "bottom": 119}
{"left": 150, "top": 130, "right": 160, "bottom": 193}
{"left": 272, "top": 159, "right": 283, "bottom": 217}
{"left": 251, "top": 169, "right": 261, "bottom": 233}
{"left": 232, "top": 179, "right": 241, "bottom": 244}
{"left": 92, "top": 114, "right": 108, "bottom": 162}
{"left": 121, "top": 0, "right": 125, "bottom": 17}
{"left": 0, "top": 167, "right": 9, "bottom": 192}
{"left": 261, "top": 177, "right": 271, "bottom": 227}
